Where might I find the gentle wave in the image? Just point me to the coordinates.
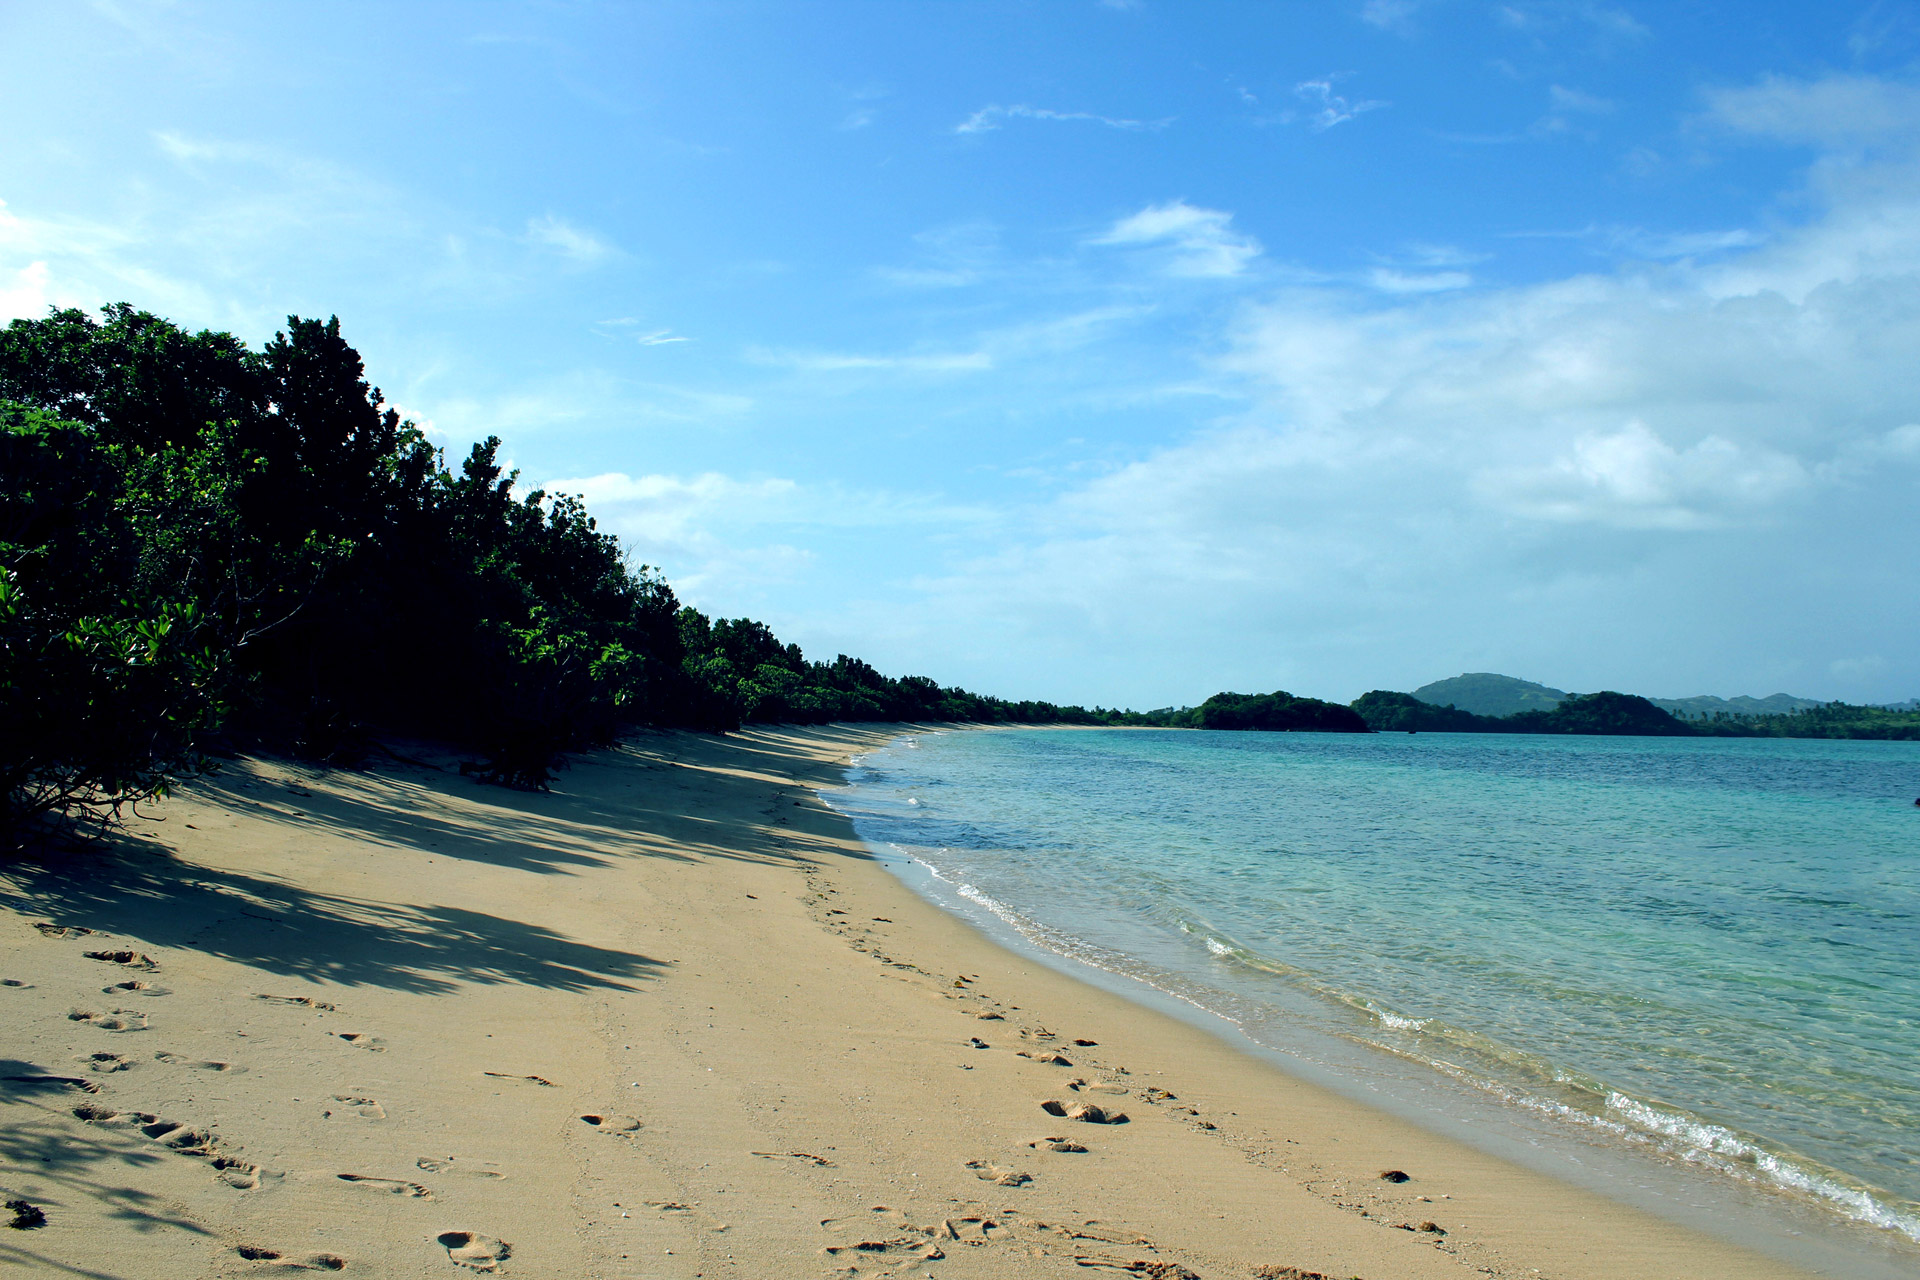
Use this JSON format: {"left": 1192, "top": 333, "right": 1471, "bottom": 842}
{"left": 1181, "top": 920, "right": 1920, "bottom": 1243}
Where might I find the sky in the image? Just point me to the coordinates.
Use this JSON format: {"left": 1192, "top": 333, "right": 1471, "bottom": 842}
{"left": 4, "top": 1, "right": 1920, "bottom": 708}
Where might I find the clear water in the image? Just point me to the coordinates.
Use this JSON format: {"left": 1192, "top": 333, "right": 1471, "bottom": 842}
{"left": 832, "top": 728, "right": 1920, "bottom": 1250}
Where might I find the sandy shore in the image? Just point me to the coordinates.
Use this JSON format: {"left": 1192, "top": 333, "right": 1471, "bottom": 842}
{"left": 0, "top": 725, "right": 1827, "bottom": 1279}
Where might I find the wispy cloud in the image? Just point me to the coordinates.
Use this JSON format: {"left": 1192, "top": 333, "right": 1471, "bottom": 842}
{"left": 1293, "top": 78, "right": 1389, "bottom": 130}
{"left": 1093, "top": 200, "right": 1262, "bottom": 277}
{"left": 954, "top": 104, "right": 1170, "bottom": 135}
{"left": 1704, "top": 73, "right": 1920, "bottom": 148}
{"left": 525, "top": 214, "right": 615, "bottom": 263}
{"left": 1358, "top": 0, "right": 1422, "bottom": 34}
{"left": 753, "top": 347, "right": 993, "bottom": 374}
{"left": 1549, "top": 84, "right": 1615, "bottom": 114}
{"left": 1368, "top": 267, "right": 1473, "bottom": 293}
{"left": 1501, "top": 223, "right": 1764, "bottom": 260}
{"left": 1496, "top": 1, "right": 1649, "bottom": 41}
{"left": 592, "top": 317, "right": 689, "bottom": 344}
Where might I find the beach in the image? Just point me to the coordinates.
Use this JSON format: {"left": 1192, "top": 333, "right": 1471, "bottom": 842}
{"left": 0, "top": 726, "right": 1828, "bottom": 1279}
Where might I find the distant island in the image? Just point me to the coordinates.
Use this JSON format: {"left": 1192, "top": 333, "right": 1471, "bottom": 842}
{"left": 1353, "top": 673, "right": 1920, "bottom": 741}
{"left": 1409, "top": 672, "right": 1832, "bottom": 722}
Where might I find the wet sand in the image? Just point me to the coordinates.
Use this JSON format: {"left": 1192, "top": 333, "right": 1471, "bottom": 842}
{"left": 0, "top": 725, "right": 1824, "bottom": 1278}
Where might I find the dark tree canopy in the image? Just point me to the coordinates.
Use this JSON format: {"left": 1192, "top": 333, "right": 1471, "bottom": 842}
{"left": 1192, "top": 690, "right": 1369, "bottom": 733}
{"left": 0, "top": 305, "right": 1124, "bottom": 839}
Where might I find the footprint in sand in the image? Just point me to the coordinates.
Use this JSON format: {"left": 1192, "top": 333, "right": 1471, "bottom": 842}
{"left": 68, "top": 1008, "right": 149, "bottom": 1032}
{"left": 234, "top": 1244, "right": 347, "bottom": 1271}
{"left": 964, "top": 1160, "right": 1033, "bottom": 1187}
{"left": 1040, "top": 1100, "right": 1129, "bottom": 1124}
{"left": 81, "top": 1052, "right": 134, "bottom": 1074}
{"left": 213, "top": 1156, "right": 264, "bottom": 1189}
{"left": 258, "top": 993, "right": 339, "bottom": 1011}
{"left": 83, "top": 949, "right": 157, "bottom": 970}
{"left": 336, "top": 1033, "right": 384, "bottom": 1051}
{"left": 1018, "top": 1050, "right": 1074, "bottom": 1066}
{"left": 577, "top": 1113, "right": 642, "bottom": 1134}
{"left": 417, "top": 1157, "right": 504, "bottom": 1180}
{"left": 338, "top": 1173, "right": 432, "bottom": 1198}
{"left": 73, "top": 1105, "right": 264, "bottom": 1187}
{"left": 1026, "top": 1136, "right": 1090, "bottom": 1153}
{"left": 326, "top": 1095, "right": 386, "bottom": 1120}
{"left": 155, "top": 1051, "right": 244, "bottom": 1072}
{"left": 141, "top": 1120, "right": 219, "bottom": 1155}
{"left": 33, "top": 923, "right": 94, "bottom": 938}
{"left": 103, "top": 979, "right": 170, "bottom": 997}
{"left": 1068, "top": 1080, "right": 1130, "bottom": 1096}
{"left": 437, "top": 1231, "right": 511, "bottom": 1272}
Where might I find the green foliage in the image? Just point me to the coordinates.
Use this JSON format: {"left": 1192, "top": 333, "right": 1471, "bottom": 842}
{"left": 0, "top": 403, "right": 224, "bottom": 842}
{"left": 1350, "top": 690, "right": 1494, "bottom": 732}
{"left": 0, "top": 303, "right": 1138, "bottom": 830}
{"left": 1352, "top": 689, "right": 1693, "bottom": 736}
{"left": 1503, "top": 691, "right": 1691, "bottom": 736}
{"left": 1193, "top": 690, "right": 1370, "bottom": 733}
{"left": 1690, "top": 703, "right": 1920, "bottom": 740}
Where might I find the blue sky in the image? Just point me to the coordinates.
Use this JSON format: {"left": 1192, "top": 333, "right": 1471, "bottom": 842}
{"left": 5, "top": 1, "right": 1920, "bottom": 707}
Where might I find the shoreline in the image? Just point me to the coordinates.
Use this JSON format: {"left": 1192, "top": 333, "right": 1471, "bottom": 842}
{"left": 838, "top": 727, "right": 1920, "bottom": 1277}
{"left": 855, "top": 781, "right": 1918, "bottom": 1280}
{"left": 0, "top": 725, "right": 1866, "bottom": 1278}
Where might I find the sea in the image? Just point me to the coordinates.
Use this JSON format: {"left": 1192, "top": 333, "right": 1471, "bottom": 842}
{"left": 828, "top": 727, "right": 1920, "bottom": 1278}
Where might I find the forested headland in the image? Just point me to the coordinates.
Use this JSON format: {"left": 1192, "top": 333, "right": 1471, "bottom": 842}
{"left": 0, "top": 305, "right": 1123, "bottom": 843}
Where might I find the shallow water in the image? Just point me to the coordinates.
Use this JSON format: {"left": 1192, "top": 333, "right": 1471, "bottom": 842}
{"left": 832, "top": 728, "right": 1920, "bottom": 1256}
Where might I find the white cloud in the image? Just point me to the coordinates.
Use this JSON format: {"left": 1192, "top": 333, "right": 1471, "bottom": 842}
{"left": 753, "top": 347, "right": 993, "bottom": 374}
{"left": 1367, "top": 267, "right": 1472, "bottom": 293}
{"left": 1293, "top": 78, "right": 1388, "bottom": 130}
{"left": 0, "top": 258, "right": 52, "bottom": 322}
{"left": 1497, "top": 2, "right": 1648, "bottom": 41}
{"left": 954, "top": 104, "right": 1170, "bottom": 135}
{"left": 877, "top": 92, "right": 1920, "bottom": 701}
{"left": 1706, "top": 74, "right": 1920, "bottom": 149}
{"left": 525, "top": 214, "right": 615, "bottom": 263}
{"left": 1549, "top": 84, "right": 1614, "bottom": 114}
{"left": 544, "top": 469, "right": 996, "bottom": 599}
{"left": 1476, "top": 422, "right": 1809, "bottom": 529}
{"left": 1359, "top": 0, "right": 1421, "bottom": 34}
{"left": 1093, "top": 201, "right": 1262, "bottom": 278}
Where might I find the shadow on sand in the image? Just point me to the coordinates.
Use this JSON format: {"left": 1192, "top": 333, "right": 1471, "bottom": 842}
{"left": 0, "top": 725, "right": 919, "bottom": 996}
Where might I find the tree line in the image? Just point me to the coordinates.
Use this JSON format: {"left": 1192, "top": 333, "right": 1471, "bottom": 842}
{"left": 0, "top": 305, "right": 1119, "bottom": 844}
{"left": 1348, "top": 690, "right": 1920, "bottom": 739}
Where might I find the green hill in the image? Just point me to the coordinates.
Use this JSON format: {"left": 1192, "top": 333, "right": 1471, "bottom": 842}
{"left": 1410, "top": 673, "right": 1567, "bottom": 718}
{"left": 1652, "top": 692, "right": 1823, "bottom": 719}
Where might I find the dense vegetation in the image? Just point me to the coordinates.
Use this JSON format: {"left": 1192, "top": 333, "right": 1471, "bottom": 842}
{"left": 1686, "top": 703, "right": 1920, "bottom": 740}
{"left": 1188, "top": 690, "right": 1368, "bottom": 733}
{"left": 1352, "top": 688, "right": 1920, "bottom": 739}
{"left": 0, "top": 305, "right": 1118, "bottom": 843}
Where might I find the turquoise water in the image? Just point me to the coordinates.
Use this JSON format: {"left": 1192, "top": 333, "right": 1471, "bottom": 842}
{"left": 833, "top": 728, "right": 1920, "bottom": 1248}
